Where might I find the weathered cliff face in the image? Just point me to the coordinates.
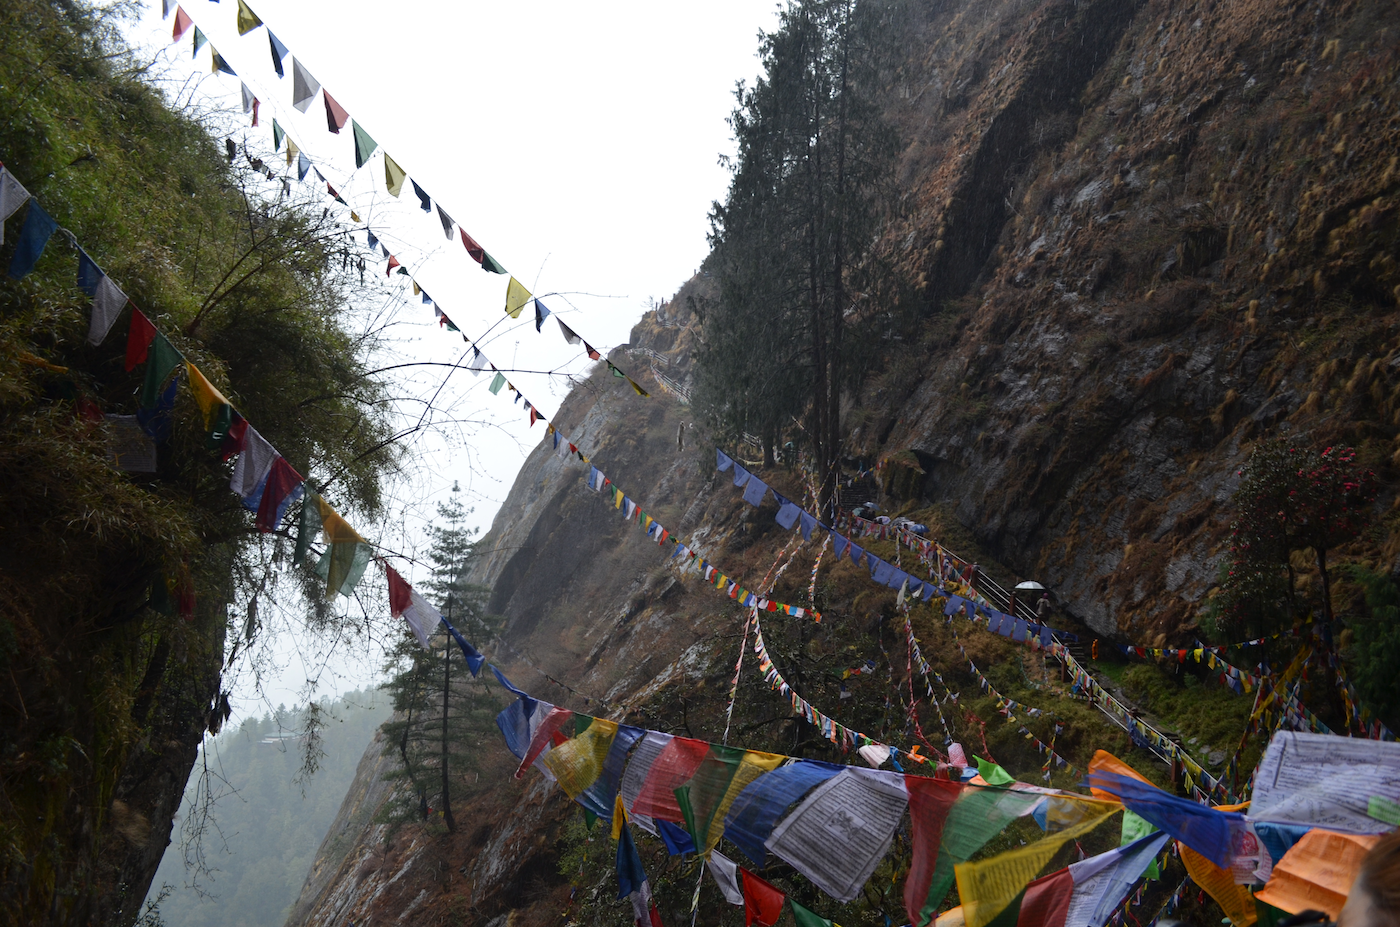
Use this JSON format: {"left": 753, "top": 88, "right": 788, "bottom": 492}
{"left": 862, "top": 0, "right": 1400, "bottom": 640}
{"left": 285, "top": 0, "right": 1400, "bottom": 922}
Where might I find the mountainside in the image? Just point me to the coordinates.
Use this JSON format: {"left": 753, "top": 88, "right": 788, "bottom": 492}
{"left": 285, "top": 0, "right": 1400, "bottom": 924}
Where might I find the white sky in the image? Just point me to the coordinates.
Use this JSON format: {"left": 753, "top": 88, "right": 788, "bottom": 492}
{"left": 124, "top": 0, "right": 781, "bottom": 713}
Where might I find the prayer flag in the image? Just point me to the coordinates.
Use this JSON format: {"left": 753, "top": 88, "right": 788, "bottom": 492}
{"left": 576, "top": 725, "right": 645, "bottom": 821}
{"left": 0, "top": 167, "right": 32, "bottom": 246}
{"left": 504, "top": 276, "right": 531, "bottom": 319}
{"left": 236, "top": 0, "right": 262, "bottom": 35}
{"left": 255, "top": 457, "right": 303, "bottom": 532}
{"left": 80, "top": 257, "right": 127, "bottom": 347}
{"left": 436, "top": 204, "right": 455, "bottom": 240}
{"left": 558, "top": 319, "right": 581, "bottom": 344}
{"left": 192, "top": 26, "right": 207, "bottom": 58}
{"left": 740, "top": 869, "right": 785, "bottom": 927}
{"left": 534, "top": 298, "right": 551, "bottom": 332}
{"left": 323, "top": 90, "right": 349, "bottom": 133}
{"left": 411, "top": 179, "right": 431, "bottom": 212}
{"left": 172, "top": 6, "right": 192, "bottom": 42}
{"left": 7, "top": 202, "right": 56, "bottom": 280}
{"left": 790, "top": 901, "right": 836, "bottom": 927}
{"left": 271, "top": 118, "right": 284, "bottom": 152}
{"left": 230, "top": 424, "right": 276, "bottom": 513}
{"left": 185, "top": 361, "right": 233, "bottom": 448}
{"left": 1086, "top": 754, "right": 1241, "bottom": 869}
{"left": 441, "top": 616, "right": 484, "bottom": 675}
{"left": 124, "top": 309, "right": 157, "bottom": 371}
{"left": 584, "top": 342, "right": 601, "bottom": 361}
{"left": 314, "top": 497, "right": 372, "bottom": 597}
{"left": 139, "top": 333, "right": 183, "bottom": 408}
{"left": 384, "top": 153, "right": 405, "bottom": 196}
{"left": 742, "top": 475, "right": 768, "bottom": 507}
{"left": 352, "top": 121, "right": 377, "bottom": 168}
{"left": 137, "top": 367, "right": 182, "bottom": 443}
{"left": 268, "top": 30, "right": 288, "bottom": 77}
{"left": 291, "top": 58, "right": 319, "bottom": 113}
{"left": 543, "top": 717, "right": 620, "bottom": 798}
{"left": 489, "top": 372, "right": 505, "bottom": 395}
{"left": 211, "top": 48, "right": 235, "bottom": 76}
{"left": 1253, "top": 829, "right": 1378, "bottom": 920}
{"left": 707, "top": 850, "right": 745, "bottom": 906}
{"left": 296, "top": 150, "right": 310, "bottom": 181}
{"left": 904, "top": 776, "right": 964, "bottom": 927}
{"left": 1061, "top": 832, "right": 1172, "bottom": 927}
{"left": 631, "top": 736, "right": 710, "bottom": 822}
{"left": 765, "top": 767, "right": 908, "bottom": 902}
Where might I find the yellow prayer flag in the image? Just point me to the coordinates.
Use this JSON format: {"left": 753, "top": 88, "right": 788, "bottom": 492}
{"left": 704, "top": 751, "right": 784, "bottom": 850}
{"left": 543, "top": 718, "right": 619, "bottom": 799}
{"left": 286, "top": 138, "right": 299, "bottom": 167}
{"left": 236, "top": 0, "right": 262, "bottom": 35}
{"left": 1179, "top": 841, "right": 1258, "bottom": 927}
{"left": 316, "top": 497, "right": 365, "bottom": 545}
{"left": 384, "top": 153, "right": 406, "bottom": 197}
{"left": 504, "top": 276, "right": 531, "bottom": 319}
{"left": 627, "top": 376, "right": 649, "bottom": 397}
{"left": 350, "top": 211, "right": 361, "bottom": 223}
{"left": 611, "top": 792, "right": 629, "bottom": 840}
{"left": 955, "top": 802, "right": 1120, "bottom": 927}
{"left": 185, "top": 361, "right": 230, "bottom": 431}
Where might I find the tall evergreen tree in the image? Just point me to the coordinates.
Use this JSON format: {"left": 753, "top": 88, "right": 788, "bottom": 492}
{"left": 379, "top": 485, "right": 497, "bottom": 833}
{"left": 698, "top": 0, "right": 898, "bottom": 508}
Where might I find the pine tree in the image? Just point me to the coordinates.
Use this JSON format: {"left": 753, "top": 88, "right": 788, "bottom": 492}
{"left": 698, "top": 0, "right": 898, "bottom": 510}
{"left": 380, "top": 484, "right": 498, "bottom": 832}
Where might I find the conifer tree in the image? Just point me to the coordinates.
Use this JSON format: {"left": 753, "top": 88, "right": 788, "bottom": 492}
{"left": 698, "top": 0, "right": 898, "bottom": 509}
{"left": 380, "top": 485, "right": 497, "bottom": 832}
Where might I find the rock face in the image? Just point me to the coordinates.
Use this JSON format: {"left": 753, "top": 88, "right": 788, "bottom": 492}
{"left": 285, "top": 0, "right": 1400, "bottom": 922}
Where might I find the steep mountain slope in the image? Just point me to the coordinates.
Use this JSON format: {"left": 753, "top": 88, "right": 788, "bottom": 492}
{"left": 284, "top": 0, "right": 1400, "bottom": 924}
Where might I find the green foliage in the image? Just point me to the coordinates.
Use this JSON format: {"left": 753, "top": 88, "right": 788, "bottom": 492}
{"left": 145, "top": 690, "right": 387, "bottom": 927}
{"left": 0, "top": 1, "right": 398, "bottom": 921}
{"left": 697, "top": 0, "right": 900, "bottom": 497}
{"left": 1340, "top": 564, "right": 1400, "bottom": 732}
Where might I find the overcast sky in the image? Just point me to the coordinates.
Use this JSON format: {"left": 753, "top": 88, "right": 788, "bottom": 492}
{"left": 126, "top": 0, "right": 780, "bottom": 711}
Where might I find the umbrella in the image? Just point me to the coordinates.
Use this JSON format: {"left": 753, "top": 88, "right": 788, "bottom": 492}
{"left": 1014, "top": 581, "right": 1046, "bottom": 591}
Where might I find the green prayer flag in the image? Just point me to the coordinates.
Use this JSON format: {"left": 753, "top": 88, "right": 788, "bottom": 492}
{"left": 139, "top": 333, "right": 183, "bottom": 408}
{"left": 924, "top": 786, "right": 1043, "bottom": 916}
{"left": 583, "top": 808, "right": 598, "bottom": 830}
{"left": 293, "top": 492, "right": 324, "bottom": 566}
{"left": 272, "top": 119, "right": 284, "bottom": 152}
{"left": 489, "top": 372, "right": 506, "bottom": 395}
{"left": 674, "top": 785, "right": 701, "bottom": 848}
{"left": 352, "top": 120, "right": 377, "bottom": 169}
{"left": 384, "top": 153, "right": 406, "bottom": 197}
{"left": 481, "top": 251, "right": 506, "bottom": 274}
{"left": 318, "top": 540, "right": 371, "bottom": 597}
{"left": 608, "top": 362, "right": 625, "bottom": 378}
{"left": 974, "top": 756, "right": 1016, "bottom": 787}
{"left": 1120, "top": 810, "right": 1161, "bottom": 879}
{"left": 206, "top": 403, "right": 232, "bottom": 452}
{"left": 791, "top": 901, "right": 836, "bottom": 927}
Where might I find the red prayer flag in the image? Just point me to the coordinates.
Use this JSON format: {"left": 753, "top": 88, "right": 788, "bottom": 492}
{"left": 584, "top": 342, "right": 601, "bottom": 361}
{"left": 460, "top": 227, "right": 486, "bottom": 265}
{"left": 323, "top": 89, "right": 350, "bottom": 134}
{"left": 385, "top": 565, "right": 412, "bottom": 618}
{"left": 903, "top": 775, "right": 963, "bottom": 927}
{"left": 515, "top": 707, "right": 574, "bottom": 779}
{"left": 630, "top": 736, "right": 710, "bottom": 822}
{"left": 171, "top": 6, "right": 192, "bottom": 41}
{"left": 255, "top": 457, "right": 303, "bottom": 533}
{"left": 740, "top": 869, "right": 784, "bottom": 927}
{"left": 1016, "top": 866, "right": 1075, "bottom": 927}
{"left": 251, "top": 97, "right": 259, "bottom": 127}
{"left": 220, "top": 414, "right": 248, "bottom": 462}
{"left": 386, "top": 255, "right": 400, "bottom": 276}
{"left": 529, "top": 407, "right": 539, "bottom": 427}
{"left": 125, "top": 309, "right": 157, "bottom": 371}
